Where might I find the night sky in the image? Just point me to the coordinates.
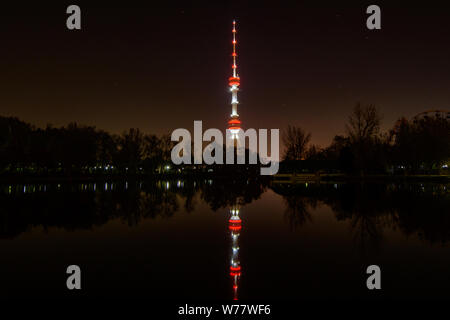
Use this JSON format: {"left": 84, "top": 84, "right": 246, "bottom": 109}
{"left": 1, "top": 1, "right": 449, "bottom": 146}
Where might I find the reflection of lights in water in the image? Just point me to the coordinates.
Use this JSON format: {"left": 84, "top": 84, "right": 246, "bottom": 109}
{"left": 166, "top": 182, "right": 170, "bottom": 190}
{"left": 228, "top": 203, "right": 242, "bottom": 300}
{"left": 125, "top": 182, "right": 128, "bottom": 190}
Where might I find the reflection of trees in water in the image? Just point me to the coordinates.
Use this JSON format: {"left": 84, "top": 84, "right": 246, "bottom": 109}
{"left": 200, "top": 178, "right": 267, "bottom": 211}
{"left": 139, "top": 191, "right": 179, "bottom": 220}
{"left": 177, "top": 181, "right": 197, "bottom": 214}
{"left": 0, "top": 178, "right": 267, "bottom": 238}
{"left": 109, "top": 189, "right": 180, "bottom": 227}
{"left": 271, "top": 184, "right": 320, "bottom": 231}
{"left": 389, "top": 184, "right": 450, "bottom": 245}
{"left": 348, "top": 211, "right": 385, "bottom": 257}
{"left": 0, "top": 181, "right": 182, "bottom": 237}
{"left": 328, "top": 184, "right": 391, "bottom": 257}
{"left": 283, "top": 195, "right": 312, "bottom": 231}
{"left": 0, "top": 191, "right": 107, "bottom": 239}
{"left": 272, "top": 182, "right": 450, "bottom": 251}
{"left": 1, "top": 180, "right": 448, "bottom": 245}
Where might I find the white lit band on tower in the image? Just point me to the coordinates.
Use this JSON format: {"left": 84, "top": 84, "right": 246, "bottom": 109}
{"left": 228, "top": 20, "right": 242, "bottom": 139}
{"left": 229, "top": 203, "right": 241, "bottom": 300}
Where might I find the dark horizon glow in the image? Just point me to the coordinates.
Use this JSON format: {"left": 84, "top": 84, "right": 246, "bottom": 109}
{"left": 1, "top": 2, "right": 450, "bottom": 147}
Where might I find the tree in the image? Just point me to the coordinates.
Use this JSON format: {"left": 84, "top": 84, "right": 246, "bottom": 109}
{"left": 142, "top": 134, "right": 164, "bottom": 173}
{"left": 305, "top": 144, "right": 322, "bottom": 161}
{"left": 393, "top": 116, "right": 450, "bottom": 172}
{"left": 345, "top": 103, "right": 385, "bottom": 174}
{"left": 282, "top": 125, "right": 311, "bottom": 160}
{"left": 116, "top": 128, "right": 145, "bottom": 173}
{"left": 346, "top": 103, "right": 381, "bottom": 144}
{"left": 0, "top": 117, "right": 34, "bottom": 171}
{"left": 96, "top": 129, "right": 118, "bottom": 166}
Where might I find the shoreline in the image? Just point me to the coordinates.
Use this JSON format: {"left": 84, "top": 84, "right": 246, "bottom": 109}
{"left": 273, "top": 173, "right": 450, "bottom": 183}
{"left": 0, "top": 173, "right": 449, "bottom": 184}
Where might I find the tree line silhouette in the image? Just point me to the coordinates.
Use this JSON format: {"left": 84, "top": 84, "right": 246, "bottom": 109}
{"left": 1, "top": 103, "right": 449, "bottom": 177}
{"left": 281, "top": 103, "right": 450, "bottom": 175}
{"left": 0, "top": 117, "right": 173, "bottom": 176}
{"left": 0, "top": 116, "right": 264, "bottom": 177}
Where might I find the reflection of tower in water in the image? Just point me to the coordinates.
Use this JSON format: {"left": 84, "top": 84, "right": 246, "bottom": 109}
{"left": 228, "top": 204, "right": 241, "bottom": 300}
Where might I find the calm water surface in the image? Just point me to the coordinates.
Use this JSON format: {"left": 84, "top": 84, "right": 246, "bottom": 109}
{"left": 0, "top": 180, "right": 449, "bottom": 299}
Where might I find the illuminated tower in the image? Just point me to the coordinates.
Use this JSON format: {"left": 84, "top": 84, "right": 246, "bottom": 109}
{"left": 228, "top": 203, "right": 242, "bottom": 300}
{"left": 228, "top": 20, "right": 242, "bottom": 139}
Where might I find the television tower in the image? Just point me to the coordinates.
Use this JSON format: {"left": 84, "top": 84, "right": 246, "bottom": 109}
{"left": 228, "top": 20, "right": 242, "bottom": 139}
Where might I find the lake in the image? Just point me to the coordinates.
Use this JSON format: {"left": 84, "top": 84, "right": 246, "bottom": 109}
{"left": 0, "top": 179, "right": 449, "bottom": 300}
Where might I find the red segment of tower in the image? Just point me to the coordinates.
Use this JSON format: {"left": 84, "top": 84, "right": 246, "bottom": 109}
{"left": 229, "top": 77, "right": 240, "bottom": 87}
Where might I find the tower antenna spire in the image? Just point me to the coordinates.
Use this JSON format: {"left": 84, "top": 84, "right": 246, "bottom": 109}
{"left": 232, "top": 20, "right": 237, "bottom": 78}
